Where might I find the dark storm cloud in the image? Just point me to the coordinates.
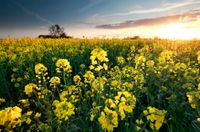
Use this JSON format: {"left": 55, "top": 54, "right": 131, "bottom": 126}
{"left": 96, "top": 9, "right": 200, "bottom": 29}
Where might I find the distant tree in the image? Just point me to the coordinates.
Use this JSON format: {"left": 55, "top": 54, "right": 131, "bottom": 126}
{"left": 131, "top": 36, "right": 140, "bottom": 39}
{"left": 49, "top": 24, "right": 65, "bottom": 37}
{"left": 123, "top": 36, "right": 140, "bottom": 40}
{"left": 38, "top": 24, "right": 72, "bottom": 39}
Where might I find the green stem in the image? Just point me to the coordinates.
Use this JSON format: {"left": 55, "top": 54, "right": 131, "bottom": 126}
{"left": 63, "top": 70, "right": 67, "bottom": 86}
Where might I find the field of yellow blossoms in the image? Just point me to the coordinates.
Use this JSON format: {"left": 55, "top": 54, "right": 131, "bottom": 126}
{"left": 0, "top": 38, "right": 199, "bottom": 131}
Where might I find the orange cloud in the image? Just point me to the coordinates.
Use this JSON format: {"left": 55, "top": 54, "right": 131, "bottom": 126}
{"left": 96, "top": 9, "right": 200, "bottom": 29}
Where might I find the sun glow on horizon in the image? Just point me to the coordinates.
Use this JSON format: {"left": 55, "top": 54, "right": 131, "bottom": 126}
{"left": 154, "top": 22, "right": 200, "bottom": 40}
{"left": 60, "top": 19, "right": 200, "bottom": 40}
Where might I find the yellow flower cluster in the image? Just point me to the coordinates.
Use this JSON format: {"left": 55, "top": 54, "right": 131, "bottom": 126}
{"left": 105, "top": 99, "right": 116, "bottom": 109}
{"left": 73, "top": 75, "right": 81, "bottom": 85}
{"left": 24, "top": 83, "right": 38, "bottom": 96}
{"left": 114, "top": 91, "right": 136, "bottom": 120}
{"left": 56, "top": 59, "right": 72, "bottom": 73}
{"left": 136, "top": 119, "right": 144, "bottom": 125}
{"left": 108, "top": 66, "right": 121, "bottom": 82}
{"left": 90, "top": 48, "right": 109, "bottom": 64}
{"left": 98, "top": 107, "right": 118, "bottom": 132}
{"left": 135, "top": 55, "right": 146, "bottom": 69}
{"left": 90, "top": 48, "right": 109, "bottom": 72}
{"left": 174, "top": 62, "right": 187, "bottom": 71}
{"left": 84, "top": 71, "right": 95, "bottom": 83}
{"left": 0, "top": 106, "right": 22, "bottom": 129}
{"left": 59, "top": 85, "right": 81, "bottom": 103}
{"left": 49, "top": 76, "right": 61, "bottom": 88}
{"left": 35, "top": 112, "right": 41, "bottom": 118}
{"left": 35, "top": 63, "right": 47, "bottom": 75}
{"left": 197, "top": 51, "right": 200, "bottom": 64}
{"left": 143, "top": 106, "right": 167, "bottom": 130}
{"left": 158, "top": 50, "right": 175, "bottom": 64}
{"left": 127, "top": 45, "right": 136, "bottom": 61}
{"left": 22, "top": 111, "right": 33, "bottom": 125}
{"left": 146, "top": 60, "right": 155, "bottom": 68}
{"left": 19, "top": 99, "right": 30, "bottom": 107}
{"left": 52, "top": 100, "right": 75, "bottom": 121}
{"left": 110, "top": 80, "right": 120, "bottom": 90}
{"left": 121, "top": 66, "right": 145, "bottom": 89}
{"left": 186, "top": 90, "right": 200, "bottom": 109}
{"left": 21, "top": 111, "right": 41, "bottom": 125}
{"left": 89, "top": 102, "right": 101, "bottom": 121}
{"left": 116, "top": 56, "right": 125, "bottom": 65}
{"left": 121, "top": 82, "right": 133, "bottom": 91}
{"left": 91, "top": 76, "right": 107, "bottom": 92}
{"left": 90, "top": 63, "right": 108, "bottom": 72}
{"left": 34, "top": 63, "right": 49, "bottom": 85}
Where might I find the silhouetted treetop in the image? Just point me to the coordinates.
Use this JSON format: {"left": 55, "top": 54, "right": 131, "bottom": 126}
{"left": 49, "top": 24, "right": 65, "bottom": 37}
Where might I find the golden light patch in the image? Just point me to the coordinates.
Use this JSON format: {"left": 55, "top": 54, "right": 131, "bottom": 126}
{"left": 155, "top": 22, "right": 200, "bottom": 40}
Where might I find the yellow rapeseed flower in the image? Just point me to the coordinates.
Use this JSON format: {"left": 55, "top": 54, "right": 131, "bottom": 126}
{"left": 26, "top": 111, "right": 33, "bottom": 116}
{"left": 174, "top": 63, "right": 187, "bottom": 71}
{"left": 26, "top": 118, "right": 31, "bottom": 124}
{"left": 35, "top": 112, "right": 42, "bottom": 118}
{"left": 84, "top": 71, "right": 95, "bottom": 83}
{"left": 143, "top": 106, "right": 167, "bottom": 130}
{"left": 50, "top": 76, "right": 61, "bottom": 88}
{"left": 98, "top": 107, "right": 118, "bottom": 132}
{"left": 24, "top": 83, "right": 38, "bottom": 95}
{"left": 90, "top": 48, "right": 109, "bottom": 63}
{"left": 91, "top": 76, "right": 107, "bottom": 92}
{"left": 103, "top": 63, "right": 108, "bottom": 70}
{"left": 197, "top": 51, "right": 200, "bottom": 64}
{"left": 56, "top": 59, "right": 72, "bottom": 73}
{"left": 146, "top": 60, "right": 155, "bottom": 68}
{"left": 73, "top": 75, "right": 81, "bottom": 85}
{"left": 105, "top": 99, "right": 116, "bottom": 109}
{"left": 52, "top": 100, "right": 75, "bottom": 121}
{"left": 135, "top": 55, "right": 146, "bottom": 68}
{"left": 0, "top": 106, "right": 22, "bottom": 128}
{"left": 116, "top": 56, "right": 125, "bottom": 65}
{"left": 114, "top": 91, "right": 136, "bottom": 120}
{"left": 186, "top": 91, "right": 200, "bottom": 109}
{"left": 136, "top": 119, "right": 144, "bottom": 125}
{"left": 158, "top": 50, "right": 175, "bottom": 64}
{"left": 35, "top": 63, "right": 47, "bottom": 75}
{"left": 59, "top": 85, "right": 81, "bottom": 103}
{"left": 90, "top": 48, "right": 109, "bottom": 72}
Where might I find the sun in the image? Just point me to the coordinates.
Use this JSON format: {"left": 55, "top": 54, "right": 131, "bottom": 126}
{"left": 157, "top": 23, "right": 199, "bottom": 40}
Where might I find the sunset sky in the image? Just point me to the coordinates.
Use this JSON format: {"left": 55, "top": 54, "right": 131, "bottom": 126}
{"left": 0, "top": 0, "right": 200, "bottom": 39}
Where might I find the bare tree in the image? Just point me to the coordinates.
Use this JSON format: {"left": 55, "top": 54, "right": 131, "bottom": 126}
{"left": 49, "top": 24, "right": 65, "bottom": 37}
{"left": 38, "top": 24, "right": 72, "bottom": 38}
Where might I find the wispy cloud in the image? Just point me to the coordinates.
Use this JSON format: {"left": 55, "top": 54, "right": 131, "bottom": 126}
{"left": 79, "top": 0, "right": 105, "bottom": 12}
{"left": 96, "top": 9, "right": 200, "bottom": 29}
{"left": 106, "top": 0, "right": 200, "bottom": 16}
{"left": 81, "top": 14, "right": 106, "bottom": 25}
{"left": 11, "top": 0, "right": 53, "bottom": 25}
